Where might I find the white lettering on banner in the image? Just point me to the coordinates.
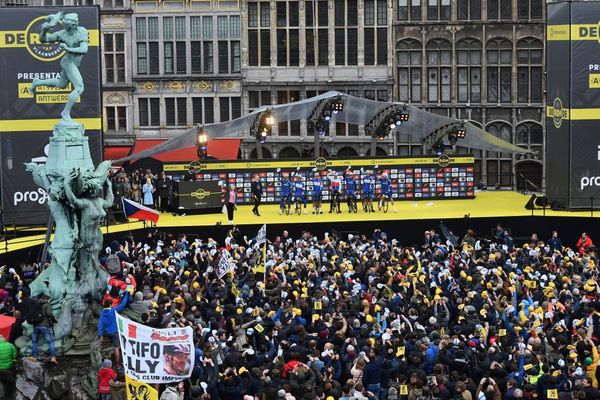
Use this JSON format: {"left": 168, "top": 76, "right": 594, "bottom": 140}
{"left": 597, "top": 145, "right": 600, "bottom": 160}
{"left": 13, "top": 187, "right": 48, "bottom": 206}
{"left": 580, "top": 176, "right": 600, "bottom": 190}
{"left": 116, "top": 313, "right": 195, "bottom": 384}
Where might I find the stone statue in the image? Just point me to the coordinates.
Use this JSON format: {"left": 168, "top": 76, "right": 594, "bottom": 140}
{"left": 30, "top": 11, "right": 88, "bottom": 123}
{"left": 18, "top": 11, "right": 111, "bottom": 355}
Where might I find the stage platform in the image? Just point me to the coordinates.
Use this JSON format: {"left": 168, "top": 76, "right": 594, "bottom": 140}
{"left": 1, "top": 191, "right": 598, "bottom": 257}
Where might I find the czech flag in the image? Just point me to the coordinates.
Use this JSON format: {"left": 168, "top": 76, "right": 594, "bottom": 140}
{"left": 122, "top": 198, "right": 159, "bottom": 224}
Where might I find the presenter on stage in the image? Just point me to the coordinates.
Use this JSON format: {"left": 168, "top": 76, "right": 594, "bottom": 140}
{"left": 251, "top": 174, "right": 263, "bottom": 216}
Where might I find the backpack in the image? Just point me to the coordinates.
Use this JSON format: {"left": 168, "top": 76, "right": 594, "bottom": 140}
{"left": 26, "top": 300, "right": 45, "bottom": 325}
{"left": 106, "top": 253, "right": 121, "bottom": 274}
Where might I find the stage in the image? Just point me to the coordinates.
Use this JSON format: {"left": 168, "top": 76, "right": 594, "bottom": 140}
{"left": 1, "top": 191, "right": 599, "bottom": 259}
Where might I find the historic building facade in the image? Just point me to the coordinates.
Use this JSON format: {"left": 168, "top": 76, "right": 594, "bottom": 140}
{"left": 6, "top": 0, "right": 546, "bottom": 188}
{"left": 395, "top": 0, "right": 545, "bottom": 188}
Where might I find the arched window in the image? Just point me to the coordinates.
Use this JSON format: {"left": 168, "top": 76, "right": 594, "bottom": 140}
{"left": 487, "top": 0, "right": 511, "bottom": 20}
{"left": 457, "top": 0, "right": 481, "bottom": 21}
{"left": 518, "top": 0, "right": 542, "bottom": 20}
{"left": 366, "top": 147, "right": 388, "bottom": 156}
{"left": 486, "top": 121, "right": 513, "bottom": 187}
{"left": 487, "top": 38, "right": 512, "bottom": 103}
{"left": 396, "top": 39, "right": 422, "bottom": 103}
{"left": 426, "top": 39, "right": 451, "bottom": 103}
{"left": 516, "top": 122, "right": 543, "bottom": 156}
{"left": 337, "top": 146, "right": 358, "bottom": 157}
{"left": 279, "top": 146, "right": 301, "bottom": 159}
{"left": 250, "top": 147, "right": 273, "bottom": 159}
{"left": 456, "top": 38, "right": 482, "bottom": 103}
{"left": 517, "top": 38, "right": 543, "bottom": 103}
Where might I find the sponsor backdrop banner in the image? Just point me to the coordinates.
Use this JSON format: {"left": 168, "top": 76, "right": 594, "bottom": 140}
{"left": 117, "top": 314, "right": 195, "bottom": 384}
{"left": 164, "top": 156, "right": 476, "bottom": 204}
{"left": 547, "top": 2, "right": 600, "bottom": 208}
{"left": 0, "top": 6, "right": 102, "bottom": 224}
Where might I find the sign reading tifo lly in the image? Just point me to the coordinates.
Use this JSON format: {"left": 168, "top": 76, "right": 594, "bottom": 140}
{"left": 117, "top": 314, "right": 195, "bottom": 383}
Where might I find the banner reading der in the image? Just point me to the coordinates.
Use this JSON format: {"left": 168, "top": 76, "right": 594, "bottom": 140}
{"left": 117, "top": 314, "right": 195, "bottom": 384}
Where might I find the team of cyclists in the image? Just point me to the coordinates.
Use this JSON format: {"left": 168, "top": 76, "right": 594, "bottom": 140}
{"left": 276, "top": 166, "right": 398, "bottom": 215}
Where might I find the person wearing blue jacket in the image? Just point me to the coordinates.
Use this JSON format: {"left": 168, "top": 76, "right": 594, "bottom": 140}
{"left": 98, "top": 292, "right": 129, "bottom": 367}
{"left": 277, "top": 168, "right": 292, "bottom": 214}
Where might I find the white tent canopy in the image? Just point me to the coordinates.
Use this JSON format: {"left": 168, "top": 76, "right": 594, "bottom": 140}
{"left": 116, "top": 91, "right": 526, "bottom": 162}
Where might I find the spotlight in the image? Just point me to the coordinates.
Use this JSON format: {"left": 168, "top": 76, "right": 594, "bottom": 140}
{"left": 323, "top": 110, "right": 332, "bottom": 121}
{"left": 448, "top": 132, "right": 458, "bottom": 146}
{"left": 315, "top": 118, "right": 329, "bottom": 137}
{"left": 332, "top": 98, "right": 344, "bottom": 113}
{"left": 196, "top": 126, "right": 208, "bottom": 159}
{"left": 375, "top": 126, "right": 390, "bottom": 141}
{"left": 400, "top": 112, "right": 409, "bottom": 122}
{"left": 254, "top": 108, "right": 275, "bottom": 143}
{"left": 456, "top": 128, "right": 466, "bottom": 139}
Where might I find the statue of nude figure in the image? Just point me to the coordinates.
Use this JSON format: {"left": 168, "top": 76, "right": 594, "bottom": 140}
{"left": 30, "top": 12, "right": 88, "bottom": 123}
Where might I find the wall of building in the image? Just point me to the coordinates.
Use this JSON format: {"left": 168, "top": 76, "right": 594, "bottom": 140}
{"left": 8, "top": 0, "right": 546, "bottom": 189}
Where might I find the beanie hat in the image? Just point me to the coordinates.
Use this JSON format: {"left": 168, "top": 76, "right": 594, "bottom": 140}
{"left": 278, "top": 389, "right": 286, "bottom": 398}
{"left": 102, "top": 359, "right": 112, "bottom": 368}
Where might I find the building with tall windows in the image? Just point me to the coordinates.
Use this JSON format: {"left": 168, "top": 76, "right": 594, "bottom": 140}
{"left": 241, "top": 0, "right": 395, "bottom": 159}
{"left": 395, "top": 0, "right": 545, "bottom": 189}
{"left": 6, "top": 0, "right": 546, "bottom": 189}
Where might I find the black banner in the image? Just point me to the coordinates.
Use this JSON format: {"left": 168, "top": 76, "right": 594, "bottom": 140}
{"left": 174, "top": 181, "right": 223, "bottom": 210}
{"left": 568, "top": 2, "right": 600, "bottom": 208}
{"left": 546, "top": 2, "right": 572, "bottom": 208}
{"left": 0, "top": 6, "right": 102, "bottom": 225}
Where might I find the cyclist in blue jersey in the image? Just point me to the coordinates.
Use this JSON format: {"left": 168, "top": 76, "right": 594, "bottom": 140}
{"left": 292, "top": 167, "right": 307, "bottom": 214}
{"left": 361, "top": 166, "right": 377, "bottom": 212}
{"left": 343, "top": 167, "right": 358, "bottom": 213}
{"left": 276, "top": 167, "right": 292, "bottom": 215}
{"left": 311, "top": 168, "right": 324, "bottom": 214}
{"left": 378, "top": 171, "right": 398, "bottom": 213}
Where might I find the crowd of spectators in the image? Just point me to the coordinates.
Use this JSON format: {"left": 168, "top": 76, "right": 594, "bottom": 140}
{"left": 109, "top": 167, "right": 172, "bottom": 212}
{"left": 1, "top": 225, "right": 600, "bottom": 400}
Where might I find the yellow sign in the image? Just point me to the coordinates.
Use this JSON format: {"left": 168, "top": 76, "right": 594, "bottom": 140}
{"left": 590, "top": 74, "right": 600, "bottom": 88}
{"left": 498, "top": 329, "right": 507, "bottom": 337}
{"left": 125, "top": 375, "right": 158, "bottom": 400}
{"left": 0, "top": 27, "right": 100, "bottom": 51}
{"left": 524, "top": 363, "right": 534, "bottom": 371}
{"left": 165, "top": 156, "right": 475, "bottom": 173}
{"left": 547, "top": 389, "right": 558, "bottom": 399}
{"left": 396, "top": 346, "right": 406, "bottom": 357}
{"left": 255, "top": 323, "right": 264, "bottom": 333}
{"left": 314, "top": 301, "right": 322, "bottom": 310}
{"left": 0, "top": 117, "right": 102, "bottom": 132}
{"left": 399, "top": 385, "right": 408, "bottom": 395}
{"left": 547, "top": 23, "right": 600, "bottom": 42}
{"left": 524, "top": 280, "right": 537, "bottom": 289}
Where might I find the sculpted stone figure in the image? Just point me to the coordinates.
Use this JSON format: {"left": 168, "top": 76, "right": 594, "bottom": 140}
{"left": 30, "top": 11, "right": 88, "bottom": 123}
{"left": 19, "top": 12, "right": 110, "bottom": 355}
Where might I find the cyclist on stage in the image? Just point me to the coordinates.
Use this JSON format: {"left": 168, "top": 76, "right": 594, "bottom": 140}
{"left": 343, "top": 167, "right": 358, "bottom": 213}
{"left": 276, "top": 168, "right": 292, "bottom": 215}
{"left": 311, "top": 168, "right": 324, "bottom": 214}
{"left": 378, "top": 170, "right": 398, "bottom": 213}
{"left": 327, "top": 170, "right": 342, "bottom": 214}
{"left": 292, "top": 167, "right": 307, "bottom": 214}
{"left": 361, "top": 166, "right": 376, "bottom": 212}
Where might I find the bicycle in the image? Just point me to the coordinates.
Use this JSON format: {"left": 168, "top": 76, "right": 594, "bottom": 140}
{"left": 294, "top": 196, "right": 303, "bottom": 215}
{"left": 379, "top": 194, "right": 390, "bottom": 213}
{"left": 347, "top": 194, "right": 358, "bottom": 213}
{"left": 283, "top": 195, "right": 292, "bottom": 215}
{"left": 330, "top": 191, "right": 341, "bottom": 213}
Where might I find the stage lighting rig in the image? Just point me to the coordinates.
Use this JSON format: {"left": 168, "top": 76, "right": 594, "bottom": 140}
{"left": 365, "top": 105, "right": 408, "bottom": 139}
{"left": 447, "top": 124, "right": 467, "bottom": 145}
{"left": 196, "top": 126, "right": 208, "bottom": 159}
{"left": 251, "top": 107, "right": 275, "bottom": 144}
{"left": 308, "top": 95, "right": 345, "bottom": 138}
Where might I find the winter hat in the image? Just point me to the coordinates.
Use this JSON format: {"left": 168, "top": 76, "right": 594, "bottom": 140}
{"left": 278, "top": 390, "right": 287, "bottom": 399}
{"left": 134, "top": 292, "right": 144, "bottom": 301}
{"left": 102, "top": 359, "right": 112, "bottom": 368}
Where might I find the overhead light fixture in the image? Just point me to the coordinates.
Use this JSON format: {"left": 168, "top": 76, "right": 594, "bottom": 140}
{"left": 196, "top": 126, "right": 208, "bottom": 159}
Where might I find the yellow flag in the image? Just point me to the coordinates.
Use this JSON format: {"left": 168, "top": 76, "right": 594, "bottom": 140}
{"left": 126, "top": 375, "right": 158, "bottom": 400}
{"left": 547, "top": 389, "right": 558, "bottom": 399}
{"left": 399, "top": 385, "right": 408, "bottom": 395}
{"left": 498, "top": 329, "right": 507, "bottom": 337}
{"left": 396, "top": 346, "right": 406, "bottom": 357}
{"left": 314, "top": 301, "right": 322, "bottom": 310}
{"left": 231, "top": 284, "right": 240, "bottom": 297}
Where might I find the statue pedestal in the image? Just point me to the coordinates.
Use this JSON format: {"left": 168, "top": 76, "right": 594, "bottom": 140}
{"left": 45, "top": 121, "right": 94, "bottom": 178}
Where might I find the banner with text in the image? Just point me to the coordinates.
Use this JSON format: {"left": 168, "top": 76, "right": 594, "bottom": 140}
{"left": 0, "top": 6, "right": 103, "bottom": 224}
{"left": 117, "top": 314, "right": 195, "bottom": 384}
